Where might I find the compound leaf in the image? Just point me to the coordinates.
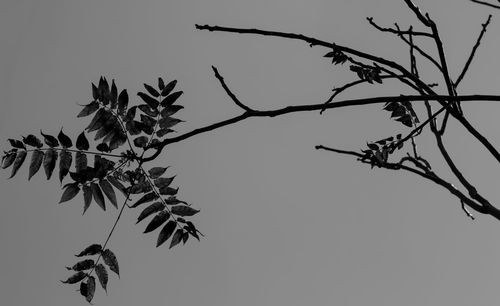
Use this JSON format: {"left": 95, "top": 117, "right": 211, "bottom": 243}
{"left": 71, "top": 259, "right": 95, "bottom": 271}
{"left": 161, "top": 80, "right": 177, "bottom": 97}
{"left": 59, "top": 150, "right": 72, "bottom": 183}
{"left": 60, "top": 183, "right": 80, "bottom": 203}
{"left": 102, "top": 249, "right": 119, "bottom": 277}
{"left": 86, "top": 276, "right": 96, "bottom": 303}
{"left": 144, "top": 211, "right": 170, "bottom": 233}
{"left": 43, "top": 149, "right": 57, "bottom": 179}
{"left": 75, "top": 244, "right": 102, "bottom": 257}
{"left": 9, "top": 150, "right": 27, "bottom": 179}
{"left": 77, "top": 101, "right": 100, "bottom": 118}
{"left": 22, "top": 134, "right": 43, "bottom": 148}
{"left": 160, "top": 91, "right": 183, "bottom": 107}
{"left": 144, "top": 83, "right": 160, "bottom": 97}
{"left": 82, "top": 185, "right": 92, "bottom": 214}
{"left": 91, "top": 182, "right": 106, "bottom": 211}
{"left": 169, "top": 229, "right": 183, "bottom": 249}
{"left": 137, "top": 92, "right": 159, "bottom": 109}
{"left": 171, "top": 205, "right": 199, "bottom": 217}
{"left": 58, "top": 129, "right": 73, "bottom": 148}
{"left": 95, "top": 264, "right": 108, "bottom": 293}
{"left": 76, "top": 132, "right": 90, "bottom": 151}
{"left": 131, "top": 192, "right": 158, "bottom": 208}
{"left": 148, "top": 167, "right": 168, "bottom": 179}
{"left": 40, "top": 130, "right": 59, "bottom": 148}
{"left": 61, "top": 271, "right": 86, "bottom": 284}
{"left": 136, "top": 202, "right": 164, "bottom": 224}
{"left": 28, "top": 150, "right": 44, "bottom": 180}
{"left": 99, "top": 179, "right": 117, "bottom": 208}
{"left": 156, "top": 220, "right": 176, "bottom": 247}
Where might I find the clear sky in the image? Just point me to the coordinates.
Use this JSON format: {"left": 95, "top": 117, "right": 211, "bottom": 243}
{"left": 2, "top": 0, "right": 500, "bottom": 305}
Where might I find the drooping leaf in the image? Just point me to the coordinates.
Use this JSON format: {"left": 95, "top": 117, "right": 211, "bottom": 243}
{"left": 182, "top": 231, "right": 189, "bottom": 244}
{"left": 158, "top": 77, "right": 165, "bottom": 91}
{"left": 40, "top": 130, "right": 59, "bottom": 147}
{"left": 60, "top": 183, "right": 80, "bottom": 203}
{"left": 77, "top": 101, "right": 100, "bottom": 118}
{"left": 76, "top": 132, "right": 90, "bottom": 151}
{"left": 108, "top": 130, "right": 127, "bottom": 151}
{"left": 43, "top": 149, "right": 57, "bottom": 179}
{"left": 140, "top": 114, "right": 157, "bottom": 128}
{"left": 128, "top": 182, "right": 152, "bottom": 194}
{"left": 160, "top": 91, "right": 183, "bottom": 107}
{"left": 107, "top": 176, "right": 127, "bottom": 195}
{"left": 117, "top": 89, "right": 128, "bottom": 116}
{"left": 94, "top": 116, "right": 118, "bottom": 141}
{"left": 131, "top": 192, "right": 158, "bottom": 208}
{"left": 171, "top": 205, "right": 199, "bottom": 217}
{"left": 80, "top": 281, "right": 88, "bottom": 300}
{"left": 102, "top": 249, "right": 119, "bottom": 277}
{"left": 28, "top": 150, "right": 44, "bottom": 180}
{"left": 92, "top": 82, "right": 99, "bottom": 100}
{"left": 154, "top": 176, "right": 175, "bottom": 189}
{"left": 2, "top": 152, "right": 16, "bottom": 169}
{"left": 98, "top": 77, "right": 110, "bottom": 105}
{"left": 76, "top": 244, "right": 102, "bottom": 257}
{"left": 159, "top": 117, "right": 183, "bottom": 130}
{"left": 22, "top": 134, "right": 43, "bottom": 148}
{"left": 156, "top": 220, "right": 176, "bottom": 247}
{"left": 136, "top": 202, "right": 164, "bottom": 224}
{"left": 169, "top": 229, "right": 183, "bottom": 249}
{"left": 125, "top": 120, "right": 141, "bottom": 135}
{"left": 82, "top": 185, "right": 92, "bottom": 214}
{"left": 144, "top": 83, "right": 160, "bottom": 97}
{"left": 124, "top": 106, "right": 137, "bottom": 122}
{"left": 86, "top": 276, "right": 96, "bottom": 303}
{"left": 133, "top": 136, "right": 149, "bottom": 148}
{"left": 164, "top": 196, "right": 187, "bottom": 205}
{"left": 99, "top": 179, "right": 117, "bottom": 208}
{"left": 396, "top": 114, "right": 413, "bottom": 127}
{"left": 148, "top": 167, "right": 168, "bottom": 179}
{"left": 95, "top": 264, "right": 108, "bottom": 292}
{"left": 91, "top": 182, "right": 106, "bottom": 211}
{"left": 161, "top": 80, "right": 177, "bottom": 97}
{"left": 144, "top": 211, "right": 170, "bottom": 233}
{"left": 58, "top": 129, "right": 73, "bottom": 148}
{"left": 138, "top": 104, "right": 159, "bottom": 117}
{"left": 159, "top": 186, "right": 178, "bottom": 196}
{"left": 156, "top": 128, "right": 175, "bottom": 138}
{"left": 185, "top": 221, "right": 200, "bottom": 241}
{"left": 59, "top": 150, "right": 72, "bottom": 183}
{"left": 71, "top": 259, "right": 95, "bottom": 271}
{"left": 86, "top": 108, "right": 108, "bottom": 132}
{"left": 61, "top": 271, "right": 86, "bottom": 284}
{"left": 75, "top": 152, "right": 87, "bottom": 173}
{"left": 96, "top": 143, "right": 111, "bottom": 152}
{"left": 9, "top": 150, "right": 27, "bottom": 179}
{"left": 137, "top": 92, "right": 159, "bottom": 109}
{"left": 8, "top": 139, "right": 25, "bottom": 149}
{"left": 160, "top": 105, "right": 184, "bottom": 117}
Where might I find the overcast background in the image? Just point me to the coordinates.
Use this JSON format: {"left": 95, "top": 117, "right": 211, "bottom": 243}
{"left": 2, "top": 0, "right": 500, "bottom": 305}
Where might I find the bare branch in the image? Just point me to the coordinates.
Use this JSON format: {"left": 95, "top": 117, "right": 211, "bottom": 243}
{"left": 470, "top": 0, "right": 500, "bottom": 9}
{"left": 455, "top": 14, "right": 492, "bottom": 87}
{"left": 211, "top": 66, "right": 255, "bottom": 112}
{"left": 403, "top": 0, "right": 432, "bottom": 27}
{"left": 366, "top": 17, "right": 432, "bottom": 37}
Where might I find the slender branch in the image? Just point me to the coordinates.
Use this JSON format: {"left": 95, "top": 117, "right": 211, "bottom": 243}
{"left": 454, "top": 14, "right": 492, "bottom": 87}
{"left": 20, "top": 147, "right": 125, "bottom": 159}
{"left": 470, "top": 0, "right": 500, "bottom": 9}
{"left": 366, "top": 17, "right": 432, "bottom": 37}
{"left": 212, "top": 66, "right": 254, "bottom": 112}
{"left": 403, "top": 0, "right": 432, "bottom": 27}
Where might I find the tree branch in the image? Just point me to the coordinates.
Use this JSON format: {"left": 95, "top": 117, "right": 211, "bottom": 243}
{"left": 211, "top": 66, "right": 255, "bottom": 112}
{"left": 470, "top": 0, "right": 500, "bottom": 9}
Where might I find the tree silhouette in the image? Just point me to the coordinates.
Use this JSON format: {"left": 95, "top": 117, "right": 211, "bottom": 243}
{"left": 2, "top": 0, "right": 500, "bottom": 303}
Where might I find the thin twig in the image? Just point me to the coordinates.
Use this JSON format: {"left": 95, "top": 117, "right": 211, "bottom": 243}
{"left": 366, "top": 17, "right": 432, "bottom": 37}
{"left": 470, "top": 0, "right": 500, "bottom": 9}
{"left": 455, "top": 14, "right": 492, "bottom": 87}
{"left": 212, "top": 66, "right": 255, "bottom": 112}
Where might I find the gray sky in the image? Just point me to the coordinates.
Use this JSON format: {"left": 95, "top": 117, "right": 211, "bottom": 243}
{"left": 2, "top": 0, "right": 500, "bottom": 305}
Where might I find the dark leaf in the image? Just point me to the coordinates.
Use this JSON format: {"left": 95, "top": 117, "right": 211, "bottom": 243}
{"left": 91, "top": 182, "right": 106, "bottom": 211}
{"left": 86, "top": 109, "right": 110, "bottom": 132}
{"left": 137, "top": 92, "right": 159, "bottom": 109}
{"left": 95, "top": 264, "right": 108, "bottom": 292}
{"left": 77, "top": 101, "right": 100, "bottom": 118}
{"left": 140, "top": 122, "right": 154, "bottom": 135}
{"left": 182, "top": 231, "right": 189, "bottom": 244}
{"left": 92, "top": 82, "right": 99, "bottom": 100}
{"left": 158, "top": 77, "right": 165, "bottom": 90}
{"left": 107, "top": 176, "right": 127, "bottom": 195}
{"left": 131, "top": 192, "right": 158, "bottom": 208}
{"left": 148, "top": 167, "right": 168, "bottom": 179}
{"left": 100, "top": 179, "right": 117, "bottom": 208}
{"left": 22, "top": 134, "right": 43, "bottom": 148}
{"left": 124, "top": 106, "right": 137, "bottom": 122}
{"left": 43, "top": 149, "right": 57, "bottom": 179}
{"left": 76, "top": 244, "right": 102, "bottom": 257}
{"left": 125, "top": 120, "right": 141, "bottom": 135}
{"left": 80, "top": 282, "right": 88, "bottom": 300}
{"left": 58, "top": 129, "right": 73, "bottom": 148}
{"left": 140, "top": 114, "right": 157, "bottom": 128}
{"left": 82, "top": 185, "right": 92, "bottom": 214}
{"left": 156, "top": 128, "right": 175, "bottom": 138}
{"left": 9, "top": 150, "right": 27, "bottom": 179}
{"left": 133, "top": 136, "right": 149, "bottom": 148}
{"left": 40, "top": 130, "right": 59, "bottom": 147}
{"left": 164, "top": 196, "right": 187, "bottom": 205}
{"left": 128, "top": 182, "right": 152, "bottom": 194}
{"left": 159, "top": 117, "right": 183, "bottom": 130}
{"left": 110, "top": 79, "right": 118, "bottom": 108}
{"left": 61, "top": 271, "right": 86, "bottom": 284}
{"left": 102, "top": 249, "right": 119, "bottom": 277}
{"left": 137, "top": 202, "right": 164, "bottom": 224}
{"left": 8, "top": 139, "right": 25, "bottom": 149}
{"left": 108, "top": 130, "right": 127, "bottom": 151}
{"left": 367, "top": 143, "right": 379, "bottom": 151}
{"left": 169, "top": 229, "right": 183, "bottom": 249}
{"left": 59, "top": 150, "right": 72, "bottom": 183}
{"left": 28, "top": 150, "right": 44, "bottom": 180}
{"left": 98, "top": 77, "right": 110, "bottom": 105}
{"left": 185, "top": 221, "right": 200, "bottom": 241}
{"left": 160, "top": 91, "right": 183, "bottom": 107}
{"left": 117, "top": 89, "right": 129, "bottom": 116}
{"left": 396, "top": 114, "right": 413, "bottom": 127}
{"left": 156, "top": 220, "right": 176, "bottom": 247}
{"left": 94, "top": 116, "right": 118, "bottom": 141}
{"left": 75, "top": 152, "right": 87, "bottom": 173}
{"left": 144, "top": 211, "right": 170, "bottom": 233}
{"left": 96, "top": 143, "right": 111, "bottom": 153}
{"left": 154, "top": 176, "right": 175, "bottom": 188}
{"left": 323, "top": 51, "right": 335, "bottom": 58}
{"left": 71, "top": 259, "right": 95, "bottom": 271}
{"left": 138, "top": 104, "right": 159, "bottom": 117}
{"left": 144, "top": 83, "right": 160, "bottom": 97}
{"left": 160, "top": 105, "right": 184, "bottom": 117}
{"left": 159, "top": 186, "right": 178, "bottom": 196}
{"left": 76, "top": 132, "right": 90, "bottom": 151}
{"left": 161, "top": 80, "right": 177, "bottom": 97}
{"left": 2, "top": 152, "right": 16, "bottom": 169}
{"left": 171, "top": 205, "right": 199, "bottom": 217}
{"left": 60, "top": 183, "right": 80, "bottom": 203}
{"left": 86, "top": 276, "right": 96, "bottom": 303}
